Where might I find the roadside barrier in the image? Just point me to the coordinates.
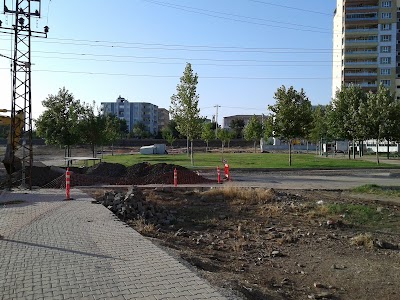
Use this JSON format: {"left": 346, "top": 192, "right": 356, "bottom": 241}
{"left": 65, "top": 168, "right": 71, "bottom": 200}
{"left": 224, "top": 163, "right": 230, "bottom": 181}
{"left": 217, "top": 166, "right": 221, "bottom": 184}
{"left": 174, "top": 168, "right": 178, "bottom": 187}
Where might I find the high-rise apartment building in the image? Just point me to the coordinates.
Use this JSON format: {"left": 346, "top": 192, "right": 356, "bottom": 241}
{"left": 101, "top": 96, "right": 159, "bottom": 135}
{"left": 332, "top": 0, "right": 398, "bottom": 99}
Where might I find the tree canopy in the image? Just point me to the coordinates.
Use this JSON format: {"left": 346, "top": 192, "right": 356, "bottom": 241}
{"left": 170, "top": 63, "right": 202, "bottom": 165}
{"left": 35, "top": 87, "right": 86, "bottom": 156}
{"left": 243, "top": 115, "right": 263, "bottom": 153}
{"left": 201, "top": 122, "right": 215, "bottom": 152}
{"left": 230, "top": 118, "right": 245, "bottom": 139}
{"left": 268, "top": 85, "right": 312, "bottom": 165}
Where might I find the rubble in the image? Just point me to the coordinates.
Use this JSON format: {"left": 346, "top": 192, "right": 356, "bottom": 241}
{"left": 98, "top": 186, "right": 176, "bottom": 225}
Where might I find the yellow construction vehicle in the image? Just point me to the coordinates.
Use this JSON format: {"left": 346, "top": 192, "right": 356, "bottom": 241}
{"left": 0, "top": 109, "right": 24, "bottom": 174}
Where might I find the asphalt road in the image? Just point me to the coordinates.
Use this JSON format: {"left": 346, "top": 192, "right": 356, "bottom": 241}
{"left": 200, "top": 169, "right": 400, "bottom": 190}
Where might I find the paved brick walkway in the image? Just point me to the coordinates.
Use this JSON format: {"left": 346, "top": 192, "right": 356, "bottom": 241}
{"left": 0, "top": 189, "right": 228, "bottom": 300}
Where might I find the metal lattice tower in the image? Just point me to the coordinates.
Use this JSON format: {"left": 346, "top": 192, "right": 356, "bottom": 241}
{"left": 1, "top": 0, "right": 48, "bottom": 188}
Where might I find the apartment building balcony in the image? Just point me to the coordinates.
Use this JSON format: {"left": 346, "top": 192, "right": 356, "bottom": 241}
{"left": 345, "top": 28, "right": 378, "bottom": 36}
{"left": 344, "top": 81, "right": 378, "bottom": 89}
{"left": 346, "top": 6, "right": 379, "bottom": 11}
{"left": 345, "top": 36, "right": 378, "bottom": 42}
{"left": 344, "top": 60, "right": 377, "bottom": 68}
{"left": 344, "top": 50, "right": 378, "bottom": 58}
{"left": 345, "top": 17, "right": 378, "bottom": 26}
{"left": 345, "top": 39, "right": 378, "bottom": 47}
{"left": 344, "top": 71, "right": 377, "bottom": 77}
{"left": 359, "top": 82, "right": 378, "bottom": 88}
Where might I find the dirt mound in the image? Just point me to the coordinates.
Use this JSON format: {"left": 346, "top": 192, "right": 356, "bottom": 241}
{"left": 7, "top": 162, "right": 213, "bottom": 187}
{"left": 2, "top": 166, "right": 64, "bottom": 188}
{"left": 86, "top": 162, "right": 126, "bottom": 178}
{"left": 119, "top": 163, "right": 211, "bottom": 185}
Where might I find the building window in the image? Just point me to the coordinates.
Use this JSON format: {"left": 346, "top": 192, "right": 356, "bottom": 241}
{"left": 382, "top": 1, "right": 392, "bottom": 8}
{"left": 381, "top": 23, "right": 392, "bottom": 30}
{"left": 381, "top": 68, "right": 391, "bottom": 75}
{"left": 381, "top": 80, "right": 391, "bottom": 86}
{"left": 381, "top": 35, "right": 392, "bottom": 42}
{"left": 380, "top": 57, "right": 391, "bottom": 64}
{"left": 381, "top": 12, "right": 392, "bottom": 19}
{"left": 380, "top": 45, "right": 391, "bottom": 52}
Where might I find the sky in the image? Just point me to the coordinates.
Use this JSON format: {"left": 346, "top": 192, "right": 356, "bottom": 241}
{"left": 0, "top": 0, "right": 336, "bottom": 125}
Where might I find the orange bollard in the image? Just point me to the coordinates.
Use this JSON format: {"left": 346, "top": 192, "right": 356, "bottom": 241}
{"left": 174, "top": 168, "right": 178, "bottom": 187}
{"left": 217, "top": 166, "right": 221, "bottom": 184}
{"left": 224, "top": 162, "right": 230, "bottom": 181}
{"left": 65, "top": 168, "right": 71, "bottom": 200}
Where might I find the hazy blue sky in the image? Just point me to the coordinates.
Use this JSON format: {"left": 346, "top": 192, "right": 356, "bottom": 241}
{"left": 0, "top": 0, "right": 336, "bottom": 124}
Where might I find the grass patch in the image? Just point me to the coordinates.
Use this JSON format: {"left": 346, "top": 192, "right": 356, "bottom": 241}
{"left": 102, "top": 153, "right": 393, "bottom": 169}
{"left": 352, "top": 184, "right": 400, "bottom": 197}
{"left": 0, "top": 200, "right": 25, "bottom": 206}
{"left": 327, "top": 203, "right": 382, "bottom": 225}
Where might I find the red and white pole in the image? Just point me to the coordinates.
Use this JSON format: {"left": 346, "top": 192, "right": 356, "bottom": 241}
{"left": 173, "top": 168, "right": 178, "bottom": 187}
{"left": 217, "top": 166, "right": 221, "bottom": 184}
{"left": 66, "top": 168, "right": 71, "bottom": 200}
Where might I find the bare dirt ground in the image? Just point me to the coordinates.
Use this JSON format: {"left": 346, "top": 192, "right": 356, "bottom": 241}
{"left": 87, "top": 187, "right": 400, "bottom": 300}
{"left": 2, "top": 145, "right": 400, "bottom": 299}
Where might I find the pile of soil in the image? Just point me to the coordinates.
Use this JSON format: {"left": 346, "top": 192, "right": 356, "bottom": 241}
{"left": 3, "top": 162, "right": 213, "bottom": 187}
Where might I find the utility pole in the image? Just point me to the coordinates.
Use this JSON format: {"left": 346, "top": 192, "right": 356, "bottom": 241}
{"left": 1, "top": 0, "right": 49, "bottom": 189}
{"left": 214, "top": 104, "right": 221, "bottom": 138}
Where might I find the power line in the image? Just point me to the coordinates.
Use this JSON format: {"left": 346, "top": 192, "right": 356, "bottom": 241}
{"left": 0, "top": 37, "right": 338, "bottom": 53}
{"left": 0, "top": 67, "right": 333, "bottom": 80}
{"left": 245, "top": 0, "right": 333, "bottom": 16}
{"left": 35, "top": 56, "right": 332, "bottom": 67}
{"left": 27, "top": 39, "right": 336, "bottom": 53}
{"left": 141, "top": 0, "right": 332, "bottom": 34}
{"left": 0, "top": 47, "right": 338, "bottom": 64}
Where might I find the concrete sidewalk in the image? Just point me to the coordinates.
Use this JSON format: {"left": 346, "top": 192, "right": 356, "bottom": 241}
{"left": 0, "top": 189, "right": 228, "bottom": 300}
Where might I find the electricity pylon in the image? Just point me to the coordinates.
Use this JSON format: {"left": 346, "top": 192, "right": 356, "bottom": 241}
{"left": 0, "top": 0, "right": 48, "bottom": 189}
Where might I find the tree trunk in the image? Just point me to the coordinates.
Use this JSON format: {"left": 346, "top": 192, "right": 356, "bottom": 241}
{"left": 92, "top": 144, "right": 95, "bottom": 158}
{"left": 206, "top": 141, "right": 209, "bottom": 153}
{"left": 376, "top": 138, "right": 380, "bottom": 165}
{"left": 352, "top": 140, "right": 356, "bottom": 159}
{"left": 190, "top": 140, "right": 194, "bottom": 166}
{"left": 348, "top": 141, "right": 351, "bottom": 160}
{"left": 254, "top": 140, "right": 257, "bottom": 153}
{"left": 111, "top": 143, "right": 114, "bottom": 156}
{"left": 288, "top": 141, "right": 292, "bottom": 166}
{"left": 306, "top": 140, "right": 309, "bottom": 154}
{"left": 387, "top": 141, "right": 390, "bottom": 159}
{"left": 333, "top": 140, "right": 336, "bottom": 157}
{"left": 222, "top": 142, "right": 224, "bottom": 160}
{"left": 186, "top": 136, "right": 189, "bottom": 157}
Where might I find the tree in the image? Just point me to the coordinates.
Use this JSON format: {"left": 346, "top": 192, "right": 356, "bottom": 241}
{"left": 129, "top": 121, "right": 151, "bottom": 139}
{"left": 35, "top": 87, "right": 86, "bottom": 157}
{"left": 170, "top": 63, "right": 202, "bottom": 165}
{"left": 363, "top": 85, "right": 400, "bottom": 164}
{"left": 201, "top": 122, "right": 215, "bottom": 152}
{"left": 230, "top": 118, "right": 245, "bottom": 139}
{"left": 217, "top": 128, "right": 231, "bottom": 158}
{"left": 79, "top": 102, "right": 108, "bottom": 157}
{"left": 243, "top": 115, "right": 263, "bottom": 153}
{"left": 268, "top": 86, "right": 312, "bottom": 166}
{"left": 162, "top": 128, "right": 176, "bottom": 147}
{"left": 164, "top": 120, "right": 182, "bottom": 139}
{"left": 330, "top": 84, "right": 367, "bottom": 159}
{"left": 104, "top": 114, "right": 126, "bottom": 155}
{"left": 309, "top": 105, "right": 330, "bottom": 155}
